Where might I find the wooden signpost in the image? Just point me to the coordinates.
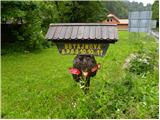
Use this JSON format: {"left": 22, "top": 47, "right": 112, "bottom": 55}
{"left": 45, "top": 23, "right": 118, "bottom": 93}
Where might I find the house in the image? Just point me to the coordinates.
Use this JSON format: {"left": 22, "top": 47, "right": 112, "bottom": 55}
{"left": 102, "top": 14, "right": 128, "bottom": 30}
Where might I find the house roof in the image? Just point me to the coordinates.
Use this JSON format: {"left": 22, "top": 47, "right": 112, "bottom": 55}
{"left": 119, "top": 19, "right": 128, "bottom": 24}
{"left": 107, "top": 14, "right": 128, "bottom": 24}
{"left": 45, "top": 23, "right": 118, "bottom": 43}
{"left": 107, "top": 14, "right": 120, "bottom": 23}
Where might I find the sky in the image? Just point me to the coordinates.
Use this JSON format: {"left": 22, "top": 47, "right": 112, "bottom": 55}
{"left": 129, "top": 0, "right": 154, "bottom": 6}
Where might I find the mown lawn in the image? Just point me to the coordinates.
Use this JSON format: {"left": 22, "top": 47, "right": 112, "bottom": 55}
{"left": 1, "top": 31, "right": 159, "bottom": 119}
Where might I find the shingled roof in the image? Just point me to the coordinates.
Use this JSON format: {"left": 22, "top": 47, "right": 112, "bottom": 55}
{"left": 45, "top": 23, "right": 118, "bottom": 43}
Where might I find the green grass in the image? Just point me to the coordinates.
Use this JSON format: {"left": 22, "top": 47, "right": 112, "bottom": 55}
{"left": 1, "top": 31, "right": 159, "bottom": 119}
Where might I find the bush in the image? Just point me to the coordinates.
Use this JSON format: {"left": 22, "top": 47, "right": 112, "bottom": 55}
{"left": 1, "top": 1, "right": 56, "bottom": 52}
{"left": 123, "top": 53, "right": 155, "bottom": 76}
{"left": 60, "top": 71, "right": 158, "bottom": 119}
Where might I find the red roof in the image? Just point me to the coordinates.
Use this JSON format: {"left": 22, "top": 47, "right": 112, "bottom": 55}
{"left": 107, "top": 14, "right": 128, "bottom": 24}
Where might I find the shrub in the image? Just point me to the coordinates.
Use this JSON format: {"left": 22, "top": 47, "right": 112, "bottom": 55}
{"left": 123, "top": 53, "right": 155, "bottom": 76}
{"left": 1, "top": 1, "right": 56, "bottom": 52}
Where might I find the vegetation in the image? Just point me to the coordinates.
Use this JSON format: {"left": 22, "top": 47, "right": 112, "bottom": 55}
{"left": 1, "top": 1, "right": 106, "bottom": 51}
{"left": 103, "top": 1, "right": 128, "bottom": 18}
{"left": 1, "top": 1, "right": 153, "bottom": 52}
{"left": 2, "top": 31, "right": 158, "bottom": 118}
{"left": 123, "top": 53, "right": 156, "bottom": 76}
{"left": 1, "top": 1, "right": 44, "bottom": 50}
{"left": 152, "top": 0, "right": 159, "bottom": 28}
{"left": 128, "top": 1, "right": 152, "bottom": 11}
{"left": 152, "top": 0, "right": 159, "bottom": 20}
{"left": 1, "top": 1, "right": 159, "bottom": 118}
{"left": 103, "top": 1, "right": 152, "bottom": 18}
{"left": 54, "top": 1, "right": 106, "bottom": 23}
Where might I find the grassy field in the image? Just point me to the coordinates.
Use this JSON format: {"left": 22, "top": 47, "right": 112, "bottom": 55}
{"left": 1, "top": 31, "right": 159, "bottom": 119}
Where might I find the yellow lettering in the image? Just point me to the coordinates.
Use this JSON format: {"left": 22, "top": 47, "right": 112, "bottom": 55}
{"left": 90, "top": 49, "right": 94, "bottom": 54}
{"left": 83, "top": 44, "right": 86, "bottom": 49}
{"left": 100, "top": 50, "right": 103, "bottom": 55}
{"left": 80, "top": 49, "right": 83, "bottom": 54}
{"left": 61, "top": 49, "right": 65, "bottom": 54}
{"left": 86, "top": 49, "right": 90, "bottom": 54}
{"left": 80, "top": 44, "right": 84, "bottom": 49}
{"left": 70, "top": 49, "right": 74, "bottom": 54}
{"left": 97, "top": 50, "right": 100, "bottom": 55}
{"left": 97, "top": 44, "right": 101, "bottom": 49}
{"left": 66, "top": 49, "right": 70, "bottom": 54}
{"left": 93, "top": 50, "right": 97, "bottom": 54}
{"left": 93, "top": 44, "right": 98, "bottom": 49}
{"left": 89, "top": 44, "right": 93, "bottom": 49}
{"left": 64, "top": 44, "right": 68, "bottom": 49}
{"left": 82, "top": 49, "right": 86, "bottom": 54}
{"left": 68, "top": 44, "right": 72, "bottom": 49}
{"left": 85, "top": 44, "right": 89, "bottom": 49}
{"left": 63, "top": 43, "right": 104, "bottom": 55}
{"left": 77, "top": 44, "right": 80, "bottom": 49}
{"left": 73, "top": 44, "right": 76, "bottom": 49}
{"left": 75, "top": 49, "right": 79, "bottom": 54}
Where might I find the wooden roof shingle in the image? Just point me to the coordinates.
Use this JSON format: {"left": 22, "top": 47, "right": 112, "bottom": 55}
{"left": 45, "top": 23, "right": 118, "bottom": 43}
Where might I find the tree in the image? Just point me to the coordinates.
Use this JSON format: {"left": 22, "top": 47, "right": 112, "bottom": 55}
{"left": 54, "top": 1, "right": 107, "bottom": 22}
{"left": 38, "top": 1, "right": 59, "bottom": 33}
{"left": 1, "top": 1, "right": 59, "bottom": 51}
{"left": 152, "top": 0, "right": 159, "bottom": 27}
{"left": 1, "top": 1, "right": 44, "bottom": 50}
{"left": 2, "top": 1, "right": 107, "bottom": 51}
{"left": 103, "top": 1, "right": 128, "bottom": 18}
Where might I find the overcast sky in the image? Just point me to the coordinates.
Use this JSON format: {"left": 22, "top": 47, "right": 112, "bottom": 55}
{"left": 129, "top": 0, "right": 154, "bottom": 6}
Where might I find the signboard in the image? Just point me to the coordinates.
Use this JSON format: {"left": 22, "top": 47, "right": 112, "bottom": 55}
{"left": 56, "top": 43, "right": 109, "bottom": 56}
{"left": 45, "top": 23, "right": 118, "bottom": 57}
{"left": 128, "top": 11, "right": 152, "bottom": 32}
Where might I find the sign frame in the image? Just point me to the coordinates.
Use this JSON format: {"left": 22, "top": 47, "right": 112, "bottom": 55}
{"left": 55, "top": 42, "right": 110, "bottom": 57}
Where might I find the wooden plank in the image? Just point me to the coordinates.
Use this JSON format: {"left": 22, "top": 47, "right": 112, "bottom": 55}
{"left": 102, "top": 26, "right": 108, "bottom": 39}
{"left": 108, "top": 26, "right": 114, "bottom": 39}
{"left": 83, "top": 26, "right": 90, "bottom": 39}
{"left": 50, "top": 23, "right": 117, "bottom": 26}
{"left": 59, "top": 26, "right": 67, "bottom": 39}
{"left": 71, "top": 26, "right": 78, "bottom": 39}
{"left": 46, "top": 24, "right": 118, "bottom": 41}
{"left": 114, "top": 27, "right": 118, "bottom": 39}
{"left": 106, "top": 26, "right": 109, "bottom": 39}
{"left": 45, "top": 27, "right": 56, "bottom": 39}
{"left": 65, "top": 26, "right": 73, "bottom": 39}
{"left": 89, "top": 26, "right": 96, "bottom": 39}
{"left": 53, "top": 26, "right": 62, "bottom": 39}
{"left": 77, "top": 26, "right": 84, "bottom": 39}
{"left": 101, "top": 26, "right": 106, "bottom": 39}
{"left": 95, "top": 26, "right": 101, "bottom": 39}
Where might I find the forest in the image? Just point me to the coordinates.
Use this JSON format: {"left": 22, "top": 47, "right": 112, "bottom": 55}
{"left": 1, "top": 1, "right": 157, "bottom": 52}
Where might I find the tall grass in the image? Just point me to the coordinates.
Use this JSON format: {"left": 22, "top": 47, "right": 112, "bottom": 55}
{"left": 1, "top": 31, "right": 159, "bottom": 118}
